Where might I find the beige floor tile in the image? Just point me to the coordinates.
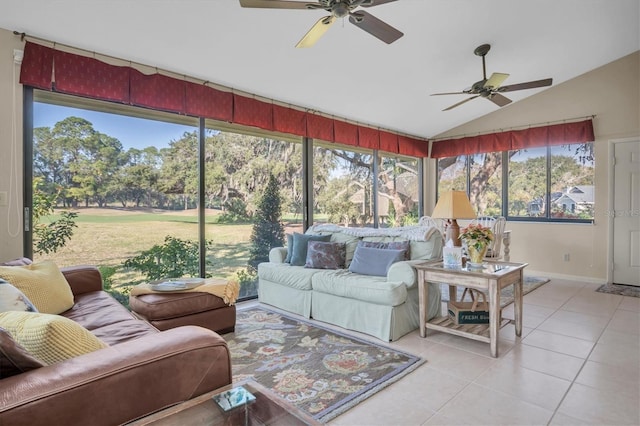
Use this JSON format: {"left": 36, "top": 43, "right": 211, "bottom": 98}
{"left": 548, "top": 411, "right": 593, "bottom": 425}
{"left": 522, "top": 329, "right": 595, "bottom": 359}
{"left": 560, "top": 295, "right": 621, "bottom": 318}
{"left": 522, "top": 293, "right": 568, "bottom": 310}
{"left": 536, "top": 316, "right": 606, "bottom": 342}
{"left": 598, "top": 327, "right": 640, "bottom": 347}
{"left": 330, "top": 380, "right": 436, "bottom": 426}
{"left": 416, "top": 342, "right": 497, "bottom": 381}
{"left": 550, "top": 309, "right": 611, "bottom": 328}
{"left": 503, "top": 344, "right": 584, "bottom": 381}
{"left": 575, "top": 360, "right": 640, "bottom": 399}
{"left": 558, "top": 382, "right": 640, "bottom": 425}
{"left": 607, "top": 308, "right": 640, "bottom": 335}
{"left": 427, "top": 383, "right": 553, "bottom": 425}
{"left": 588, "top": 339, "right": 640, "bottom": 370}
{"left": 474, "top": 359, "right": 571, "bottom": 411}
{"left": 389, "top": 365, "right": 470, "bottom": 413}
{"left": 618, "top": 295, "right": 640, "bottom": 312}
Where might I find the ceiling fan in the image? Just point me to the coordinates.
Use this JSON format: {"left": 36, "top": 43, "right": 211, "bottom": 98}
{"left": 432, "top": 44, "right": 553, "bottom": 111}
{"left": 239, "top": 0, "right": 404, "bottom": 48}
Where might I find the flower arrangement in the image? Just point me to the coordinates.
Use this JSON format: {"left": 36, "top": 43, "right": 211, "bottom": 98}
{"left": 459, "top": 223, "right": 494, "bottom": 251}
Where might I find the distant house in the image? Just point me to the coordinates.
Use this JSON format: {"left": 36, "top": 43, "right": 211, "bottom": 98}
{"left": 526, "top": 186, "right": 594, "bottom": 216}
{"left": 553, "top": 186, "right": 594, "bottom": 214}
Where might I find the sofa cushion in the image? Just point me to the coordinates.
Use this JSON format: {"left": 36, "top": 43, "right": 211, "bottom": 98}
{"left": 305, "top": 241, "right": 346, "bottom": 269}
{"left": 359, "top": 240, "right": 410, "bottom": 260}
{"left": 290, "top": 233, "right": 331, "bottom": 266}
{"left": 325, "top": 232, "right": 360, "bottom": 266}
{"left": 258, "top": 262, "right": 320, "bottom": 291}
{"left": 62, "top": 291, "right": 158, "bottom": 345}
{"left": 0, "top": 311, "right": 108, "bottom": 365}
{"left": 348, "top": 245, "right": 405, "bottom": 277}
{"left": 0, "top": 261, "right": 74, "bottom": 315}
{"left": 0, "top": 327, "right": 45, "bottom": 377}
{"left": 0, "top": 279, "right": 38, "bottom": 313}
{"left": 312, "top": 270, "right": 408, "bottom": 306}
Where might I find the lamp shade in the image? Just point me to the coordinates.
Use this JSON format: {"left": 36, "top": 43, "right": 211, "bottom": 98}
{"left": 431, "top": 190, "right": 477, "bottom": 219}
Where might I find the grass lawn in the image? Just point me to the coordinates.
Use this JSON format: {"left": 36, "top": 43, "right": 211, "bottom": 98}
{"left": 35, "top": 208, "right": 260, "bottom": 293}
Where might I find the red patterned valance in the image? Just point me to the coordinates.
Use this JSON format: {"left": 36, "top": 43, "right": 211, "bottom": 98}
{"left": 54, "top": 50, "right": 130, "bottom": 103}
{"left": 431, "top": 119, "right": 595, "bottom": 158}
{"left": 19, "top": 42, "right": 53, "bottom": 90}
{"left": 273, "top": 105, "right": 306, "bottom": 135}
{"left": 185, "top": 82, "right": 233, "bottom": 122}
{"left": 19, "top": 41, "right": 428, "bottom": 157}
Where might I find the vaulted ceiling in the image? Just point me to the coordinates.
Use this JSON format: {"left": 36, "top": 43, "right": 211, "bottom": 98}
{"left": 1, "top": 0, "right": 638, "bottom": 139}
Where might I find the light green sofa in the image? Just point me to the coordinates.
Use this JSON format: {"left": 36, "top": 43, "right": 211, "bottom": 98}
{"left": 257, "top": 224, "right": 443, "bottom": 341}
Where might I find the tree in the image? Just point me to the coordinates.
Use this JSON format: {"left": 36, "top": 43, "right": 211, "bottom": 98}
{"left": 248, "top": 174, "right": 285, "bottom": 270}
{"left": 32, "top": 177, "right": 77, "bottom": 255}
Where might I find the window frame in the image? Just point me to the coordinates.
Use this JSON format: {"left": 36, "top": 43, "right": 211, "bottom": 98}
{"left": 436, "top": 147, "right": 594, "bottom": 224}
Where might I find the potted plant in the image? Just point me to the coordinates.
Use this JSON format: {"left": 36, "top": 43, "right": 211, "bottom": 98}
{"left": 460, "top": 223, "right": 494, "bottom": 267}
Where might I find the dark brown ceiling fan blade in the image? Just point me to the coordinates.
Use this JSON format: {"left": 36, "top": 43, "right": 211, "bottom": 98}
{"left": 499, "top": 78, "right": 553, "bottom": 92}
{"left": 488, "top": 93, "right": 512, "bottom": 107}
{"left": 443, "top": 95, "right": 479, "bottom": 111}
{"left": 431, "top": 91, "right": 468, "bottom": 96}
{"left": 360, "top": 0, "right": 399, "bottom": 7}
{"left": 348, "top": 10, "right": 403, "bottom": 44}
{"left": 239, "top": 0, "right": 314, "bottom": 9}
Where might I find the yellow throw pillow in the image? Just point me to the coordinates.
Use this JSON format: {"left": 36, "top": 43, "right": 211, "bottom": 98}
{"left": 0, "top": 261, "right": 74, "bottom": 314}
{"left": 0, "top": 311, "right": 108, "bottom": 366}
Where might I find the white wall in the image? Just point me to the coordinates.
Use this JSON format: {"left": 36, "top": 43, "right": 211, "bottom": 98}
{"left": 432, "top": 51, "right": 640, "bottom": 282}
{"left": 0, "top": 29, "right": 24, "bottom": 262}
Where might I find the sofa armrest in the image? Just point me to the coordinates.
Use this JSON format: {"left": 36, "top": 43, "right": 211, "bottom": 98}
{"left": 387, "top": 260, "right": 419, "bottom": 288}
{"left": 269, "top": 247, "right": 288, "bottom": 263}
{"left": 61, "top": 265, "right": 103, "bottom": 295}
{"left": 0, "top": 326, "right": 231, "bottom": 426}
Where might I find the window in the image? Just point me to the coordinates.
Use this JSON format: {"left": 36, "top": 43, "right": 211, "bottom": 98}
{"left": 313, "top": 144, "right": 374, "bottom": 227}
{"left": 378, "top": 154, "right": 420, "bottom": 227}
{"left": 28, "top": 90, "right": 425, "bottom": 303}
{"left": 204, "top": 126, "right": 303, "bottom": 298}
{"left": 508, "top": 148, "right": 547, "bottom": 218}
{"left": 437, "top": 142, "right": 594, "bottom": 222}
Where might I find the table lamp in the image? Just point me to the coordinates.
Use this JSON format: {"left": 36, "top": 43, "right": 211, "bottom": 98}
{"left": 431, "top": 190, "right": 477, "bottom": 246}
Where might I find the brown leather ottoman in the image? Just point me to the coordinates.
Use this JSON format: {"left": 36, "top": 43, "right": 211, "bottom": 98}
{"left": 129, "top": 292, "right": 236, "bottom": 334}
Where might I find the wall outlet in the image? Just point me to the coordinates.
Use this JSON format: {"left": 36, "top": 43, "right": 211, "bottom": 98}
{"left": 563, "top": 253, "right": 570, "bottom": 262}
{"left": 0, "top": 191, "right": 7, "bottom": 206}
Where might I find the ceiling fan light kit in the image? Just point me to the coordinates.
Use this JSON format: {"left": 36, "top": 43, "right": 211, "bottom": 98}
{"left": 239, "top": 0, "right": 404, "bottom": 48}
{"left": 432, "top": 43, "right": 553, "bottom": 111}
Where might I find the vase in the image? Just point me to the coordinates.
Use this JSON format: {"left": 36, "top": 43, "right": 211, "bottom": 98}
{"left": 467, "top": 244, "right": 488, "bottom": 268}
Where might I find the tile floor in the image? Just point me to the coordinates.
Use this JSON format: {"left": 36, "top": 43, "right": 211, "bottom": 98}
{"left": 319, "top": 278, "right": 640, "bottom": 426}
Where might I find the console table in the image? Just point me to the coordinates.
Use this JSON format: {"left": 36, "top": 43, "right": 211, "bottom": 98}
{"left": 415, "top": 260, "right": 527, "bottom": 357}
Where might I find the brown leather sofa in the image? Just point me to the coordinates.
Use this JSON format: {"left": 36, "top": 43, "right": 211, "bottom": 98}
{"left": 0, "top": 260, "right": 232, "bottom": 425}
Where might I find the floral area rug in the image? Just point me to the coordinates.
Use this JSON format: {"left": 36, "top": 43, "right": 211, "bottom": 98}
{"left": 223, "top": 306, "right": 423, "bottom": 423}
{"left": 596, "top": 283, "right": 640, "bottom": 298}
{"left": 440, "top": 275, "right": 550, "bottom": 307}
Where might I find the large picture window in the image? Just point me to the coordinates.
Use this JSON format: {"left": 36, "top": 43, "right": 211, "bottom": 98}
{"left": 28, "top": 90, "right": 425, "bottom": 303}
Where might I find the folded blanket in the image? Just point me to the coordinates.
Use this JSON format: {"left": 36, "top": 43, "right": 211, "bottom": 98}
{"left": 308, "top": 223, "right": 440, "bottom": 242}
{"left": 130, "top": 278, "right": 240, "bottom": 306}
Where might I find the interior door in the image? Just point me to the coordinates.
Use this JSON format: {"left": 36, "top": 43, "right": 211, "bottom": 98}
{"left": 613, "top": 140, "right": 640, "bottom": 286}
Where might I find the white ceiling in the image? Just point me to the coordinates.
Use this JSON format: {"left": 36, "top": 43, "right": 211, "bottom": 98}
{"left": 1, "top": 0, "right": 638, "bottom": 139}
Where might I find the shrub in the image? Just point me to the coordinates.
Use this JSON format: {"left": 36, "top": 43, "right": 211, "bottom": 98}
{"left": 123, "top": 236, "right": 213, "bottom": 281}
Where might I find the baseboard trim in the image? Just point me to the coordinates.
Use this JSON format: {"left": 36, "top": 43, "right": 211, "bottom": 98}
{"left": 526, "top": 269, "right": 606, "bottom": 285}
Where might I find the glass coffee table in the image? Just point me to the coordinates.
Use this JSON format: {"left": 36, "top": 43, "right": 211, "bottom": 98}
{"left": 128, "top": 379, "right": 322, "bottom": 426}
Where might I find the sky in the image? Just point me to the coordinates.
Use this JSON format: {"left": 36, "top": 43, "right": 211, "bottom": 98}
{"left": 34, "top": 102, "right": 196, "bottom": 150}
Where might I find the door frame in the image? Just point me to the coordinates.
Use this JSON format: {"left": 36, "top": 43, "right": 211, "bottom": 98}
{"left": 608, "top": 136, "right": 640, "bottom": 284}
